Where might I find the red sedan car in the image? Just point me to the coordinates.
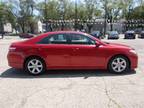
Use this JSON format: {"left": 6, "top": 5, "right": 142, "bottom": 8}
{"left": 7, "top": 31, "right": 138, "bottom": 75}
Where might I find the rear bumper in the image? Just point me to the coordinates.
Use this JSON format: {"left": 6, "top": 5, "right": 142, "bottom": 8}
{"left": 7, "top": 52, "right": 24, "bottom": 69}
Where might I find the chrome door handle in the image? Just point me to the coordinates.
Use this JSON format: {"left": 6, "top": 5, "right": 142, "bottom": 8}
{"left": 75, "top": 48, "right": 79, "bottom": 50}
{"left": 73, "top": 48, "right": 79, "bottom": 51}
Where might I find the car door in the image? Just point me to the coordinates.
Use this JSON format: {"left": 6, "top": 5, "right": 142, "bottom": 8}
{"left": 69, "top": 33, "right": 103, "bottom": 68}
{"left": 38, "top": 33, "right": 71, "bottom": 68}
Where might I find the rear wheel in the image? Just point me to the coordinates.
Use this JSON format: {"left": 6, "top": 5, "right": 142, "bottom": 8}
{"left": 108, "top": 56, "right": 130, "bottom": 74}
{"left": 25, "top": 57, "right": 46, "bottom": 75}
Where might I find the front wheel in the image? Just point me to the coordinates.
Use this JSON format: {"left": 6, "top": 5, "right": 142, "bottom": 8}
{"left": 25, "top": 57, "right": 46, "bottom": 75}
{"left": 108, "top": 56, "right": 130, "bottom": 74}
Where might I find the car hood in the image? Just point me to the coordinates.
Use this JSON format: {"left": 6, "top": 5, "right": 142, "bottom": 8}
{"left": 103, "top": 42, "right": 132, "bottom": 49}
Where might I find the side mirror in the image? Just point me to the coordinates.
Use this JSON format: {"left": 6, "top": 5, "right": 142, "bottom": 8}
{"left": 95, "top": 42, "right": 101, "bottom": 47}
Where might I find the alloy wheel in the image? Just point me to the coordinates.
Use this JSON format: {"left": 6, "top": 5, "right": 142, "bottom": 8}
{"left": 27, "top": 59, "right": 43, "bottom": 75}
{"left": 111, "top": 57, "right": 127, "bottom": 73}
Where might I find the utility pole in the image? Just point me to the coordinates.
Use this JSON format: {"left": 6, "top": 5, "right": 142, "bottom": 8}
{"left": 45, "top": 0, "right": 48, "bottom": 32}
{"left": 103, "top": 0, "right": 107, "bottom": 36}
{"left": 75, "top": 0, "right": 78, "bottom": 31}
{"left": 60, "top": 0, "right": 65, "bottom": 31}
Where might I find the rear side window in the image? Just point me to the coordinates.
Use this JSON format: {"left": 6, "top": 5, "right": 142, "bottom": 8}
{"left": 38, "top": 34, "right": 68, "bottom": 44}
{"left": 49, "top": 34, "right": 67, "bottom": 44}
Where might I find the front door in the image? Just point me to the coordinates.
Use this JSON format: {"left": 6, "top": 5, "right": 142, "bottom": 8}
{"left": 69, "top": 33, "right": 103, "bottom": 68}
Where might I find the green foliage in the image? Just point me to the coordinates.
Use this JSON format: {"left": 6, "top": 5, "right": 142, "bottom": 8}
{"left": 0, "top": 2, "right": 16, "bottom": 32}
{"left": 0, "top": 0, "right": 140, "bottom": 33}
{"left": 126, "top": 5, "right": 144, "bottom": 20}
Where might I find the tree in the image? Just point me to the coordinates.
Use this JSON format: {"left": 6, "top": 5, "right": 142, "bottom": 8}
{"left": 37, "top": 0, "right": 60, "bottom": 31}
{"left": 7, "top": 0, "right": 36, "bottom": 33}
{"left": 101, "top": 0, "right": 133, "bottom": 31}
{"left": 84, "top": 0, "right": 101, "bottom": 32}
{"left": 0, "top": 2, "right": 16, "bottom": 33}
{"left": 18, "top": 0, "right": 36, "bottom": 33}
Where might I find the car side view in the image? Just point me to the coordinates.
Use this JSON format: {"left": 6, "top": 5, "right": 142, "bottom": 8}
{"left": 7, "top": 31, "right": 138, "bottom": 75}
{"left": 138, "top": 31, "right": 144, "bottom": 38}
{"left": 19, "top": 33, "right": 34, "bottom": 38}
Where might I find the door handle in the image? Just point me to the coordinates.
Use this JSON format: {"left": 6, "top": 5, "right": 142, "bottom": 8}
{"left": 73, "top": 48, "right": 79, "bottom": 51}
{"left": 76, "top": 48, "right": 79, "bottom": 50}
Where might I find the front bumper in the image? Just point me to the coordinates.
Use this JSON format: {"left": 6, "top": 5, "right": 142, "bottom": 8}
{"left": 125, "top": 35, "right": 135, "bottom": 39}
{"left": 129, "top": 53, "right": 138, "bottom": 69}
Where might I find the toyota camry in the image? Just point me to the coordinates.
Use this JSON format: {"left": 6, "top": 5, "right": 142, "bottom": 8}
{"left": 7, "top": 31, "right": 138, "bottom": 75}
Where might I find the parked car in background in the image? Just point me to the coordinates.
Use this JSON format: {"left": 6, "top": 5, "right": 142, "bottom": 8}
{"left": 134, "top": 29, "right": 141, "bottom": 34}
{"left": 7, "top": 31, "right": 138, "bottom": 75}
{"left": 90, "top": 31, "right": 103, "bottom": 39}
{"left": 19, "top": 33, "right": 34, "bottom": 38}
{"left": 124, "top": 31, "right": 136, "bottom": 39}
{"left": 138, "top": 31, "right": 144, "bottom": 38}
{"left": 108, "top": 31, "right": 119, "bottom": 39}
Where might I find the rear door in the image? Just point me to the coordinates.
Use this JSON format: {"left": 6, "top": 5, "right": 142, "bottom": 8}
{"left": 38, "top": 33, "right": 71, "bottom": 68}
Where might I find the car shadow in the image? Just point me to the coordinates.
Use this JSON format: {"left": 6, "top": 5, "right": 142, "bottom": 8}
{"left": 0, "top": 68, "right": 136, "bottom": 79}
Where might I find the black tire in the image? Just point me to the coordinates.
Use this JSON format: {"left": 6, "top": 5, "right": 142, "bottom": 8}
{"left": 24, "top": 57, "right": 46, "bottom": 75}
{"left": 108, "top": 56, "right": 130, "bottom": 74}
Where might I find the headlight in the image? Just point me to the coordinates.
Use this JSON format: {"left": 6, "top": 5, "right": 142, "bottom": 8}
{"left": 129, "top": 49, "right": 137, "bottom": 55}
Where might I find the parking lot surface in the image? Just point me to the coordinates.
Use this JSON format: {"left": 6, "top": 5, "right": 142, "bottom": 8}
{"left": 0, "top": 35, "right": 144, "bottom": 108}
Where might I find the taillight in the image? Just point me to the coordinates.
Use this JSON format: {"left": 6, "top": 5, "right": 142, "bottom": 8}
{"left": 9, "top": 47, "right": 16, "bottom": 52}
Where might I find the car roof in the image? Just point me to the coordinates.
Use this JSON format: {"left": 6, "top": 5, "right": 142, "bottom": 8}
{"left": 25, "top": 31, "right": 99, "bottom": 44}
{"left": 41, "top": 31, "right": 86, "bottom": 36}
{"left": 109, "top": 31, "right": 118, "bottom": 34}
{"left": 110, "top": 31, "right": 118, "bottom": 32}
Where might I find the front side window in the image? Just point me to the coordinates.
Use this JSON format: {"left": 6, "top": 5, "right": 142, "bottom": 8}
{"left": 70, "top": 34, "right": 95, "bottom": 45}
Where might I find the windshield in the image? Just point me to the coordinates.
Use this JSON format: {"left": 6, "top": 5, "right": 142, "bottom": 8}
{"left": 110, "top": 31, "right": 118, "bottom": 35}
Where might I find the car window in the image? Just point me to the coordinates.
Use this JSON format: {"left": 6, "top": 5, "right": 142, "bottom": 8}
{"left": 70, "top": 34, "right": 95, "bottom": 45}
{"left": 48, "top": 34, "right": 67, "bottom": 44}
{"left": 38, "top": 34, "right": 68, "bottom": 44}
{"left": 111, "top": 31, "right": 118, "bottom": 34}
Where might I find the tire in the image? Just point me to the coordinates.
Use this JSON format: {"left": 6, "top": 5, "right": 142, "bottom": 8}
{"left": 24, "top": 57, "right": 46, "bottom": 75}
{"left": 108, "top": 56, "right": 130, "bottom": 74}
